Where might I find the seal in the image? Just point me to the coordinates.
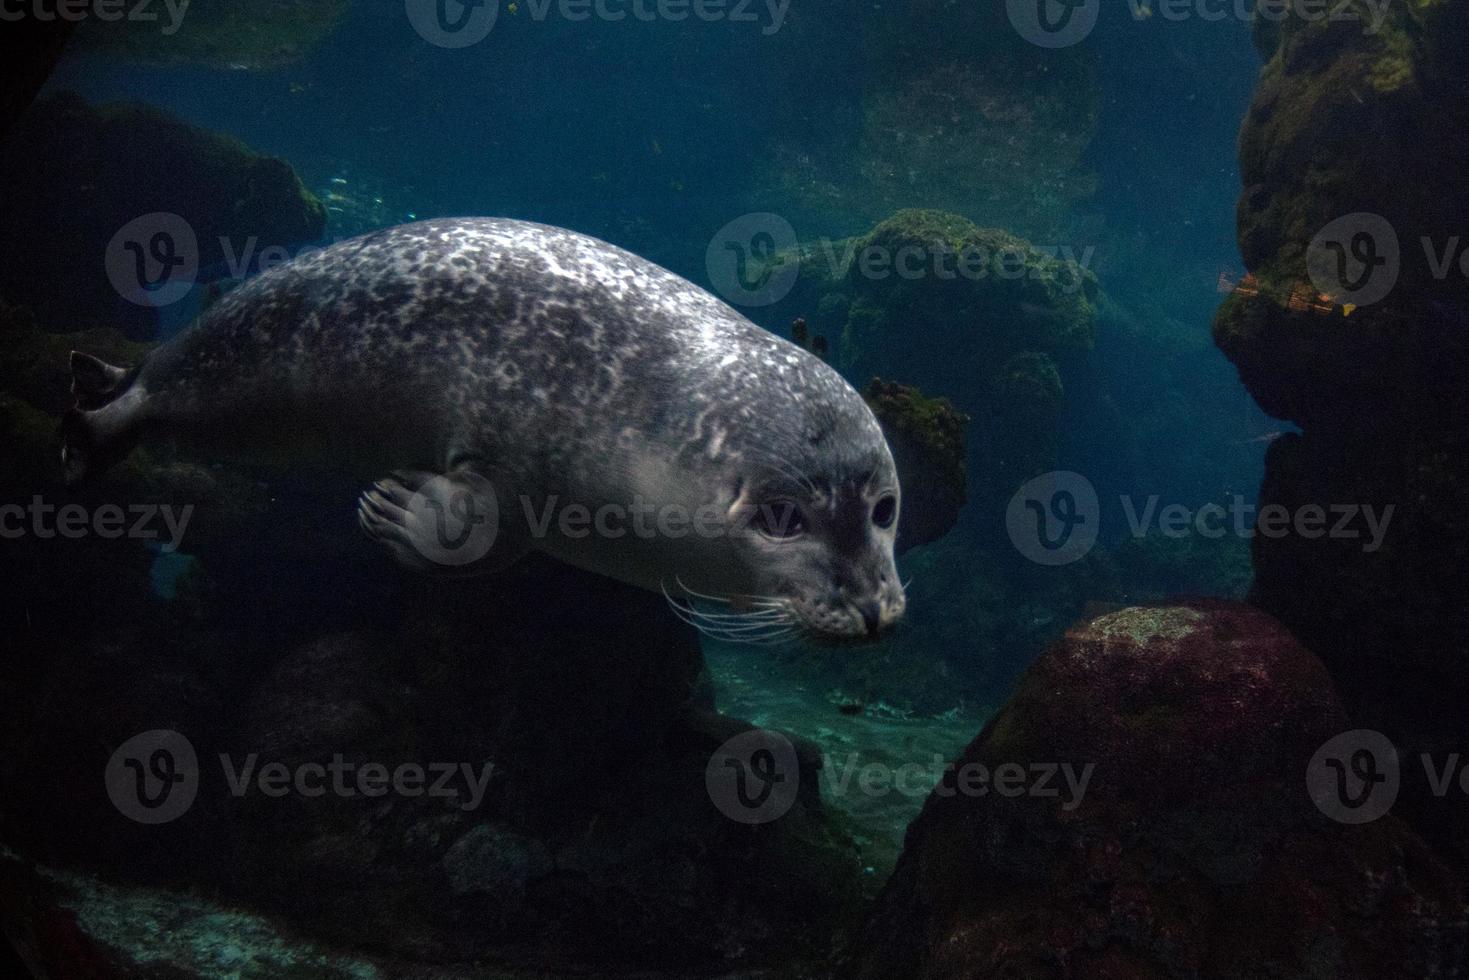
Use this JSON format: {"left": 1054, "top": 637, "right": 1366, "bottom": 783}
{"left": 63, "top": 218, "right": 906, "bottom": 640}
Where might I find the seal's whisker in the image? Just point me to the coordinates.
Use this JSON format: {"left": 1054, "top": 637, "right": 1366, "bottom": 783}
{"left": 663, "top": 601, "right": 747, "bottom": 640}
{"left": 665, "top": 577, "right": 792, "bottom": 612}
{"left": 660, "top": 584, "right": 804, "bottom": 645}
{"left": 671, "top": 576, "right": 735, "bottom": 606}
{"left": 680, "top": 608, "right": 789, "bottom": 623}
{"left": 743, "top": 446, "right": 815, "bottom": 491}
{"left": 749, "top": 452, "right": 818, "bottom": 498}
{"left": 680, "top": 610, "right": 792, "bottom": 630}
{"left": 661, "top": 585, "right": 790, "bottom": 640}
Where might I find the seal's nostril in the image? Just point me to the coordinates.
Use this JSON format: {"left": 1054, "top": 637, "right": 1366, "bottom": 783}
{"left": 860, "top": 602, "right": 881, "bottom": 637}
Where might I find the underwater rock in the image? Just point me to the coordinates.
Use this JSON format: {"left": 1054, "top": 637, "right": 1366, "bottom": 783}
{"left": 0, "top": 92, "right": 326, "bottom": 335}
{"left": 849, "top": 599, "right": 1467, "bottom": 979}
{"left": 0, "top": 540, "right": 865, "bottom": 974}
{"left": 0, "top": 853, "right": 387, "bottom": 980}
{"left": 770, "top": 210, "right": 1096, "bottom": 411}
{"left": 766, "top": 209, "right": 1096, "bottom": 530}
{"left": 861, "top": 378, "right": 967, "bottom": 554}
{"left": 70, "top": 0, "right": 350, "bottom": 71}
{"left": 1215, "top": 0, "right": 1469, "bottom": 425}
{"left": 815, "top": 210, "right": 1095, "bottom": 387}
{"left": 0, "top": 300, "right": 153, "bottom": 416}
{"left": 1214, "top": 0, "right": 1469, "bottom": 864}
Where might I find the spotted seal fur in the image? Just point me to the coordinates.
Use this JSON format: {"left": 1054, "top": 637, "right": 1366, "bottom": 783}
{"left": 63, "top": 218, "right": 905, "bottom": 639}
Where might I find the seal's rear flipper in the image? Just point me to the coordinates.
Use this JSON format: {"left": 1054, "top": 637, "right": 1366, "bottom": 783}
{"left": 62, "top": 351, "right": 142, "bottom": 485}
{"left": 357, "top": 470, "right": 524, "bottom": 576}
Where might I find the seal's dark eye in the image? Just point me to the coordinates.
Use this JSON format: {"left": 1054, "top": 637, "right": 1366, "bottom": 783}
{"left": 753, "top": 499, "right": 807, "bottom": 539}
{"left": 872, "top": 495, "right": 897, "bottom": 529}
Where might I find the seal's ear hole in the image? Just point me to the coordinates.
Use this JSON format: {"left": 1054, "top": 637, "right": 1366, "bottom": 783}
{"left": 753, "top": 499, "right": 807, "bottom": 540}
{"left": 872, "top": 495, "right": 897, "bottom": 529}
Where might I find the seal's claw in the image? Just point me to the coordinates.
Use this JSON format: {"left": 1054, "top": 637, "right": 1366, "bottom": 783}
{"left": 357, "top": 487, "right": 434, "bottom": 572}
{"left": 374, "top": 478, "right": 414, "bottom": 508}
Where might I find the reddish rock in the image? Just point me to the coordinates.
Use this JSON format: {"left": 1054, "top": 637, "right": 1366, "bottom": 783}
{"left": 849, "top": 600, "right": 1466, "bottom": 979}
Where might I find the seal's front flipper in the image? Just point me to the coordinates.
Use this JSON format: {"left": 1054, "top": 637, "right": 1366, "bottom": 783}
{"left": 357, "top": 469, "right": 522, "bottom": 576}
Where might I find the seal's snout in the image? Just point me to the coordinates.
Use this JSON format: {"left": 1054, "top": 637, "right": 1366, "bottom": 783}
{"left": 789, "top": 583, "right": 903, "bottom": 642}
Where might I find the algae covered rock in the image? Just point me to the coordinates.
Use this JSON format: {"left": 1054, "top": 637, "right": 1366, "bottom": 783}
{"left": 1212, "top": 0, "right": 1469, "bottom": 863}
{"left": 71, "top": 0, "right": 350, "bottom": 71}
{"left": 778, "top": 209, "right": 1097, "bottom": 397}
{"left": 1, "top": 515, "right": 866, "bottom": 975}
{"left": 766, "top": 209, "right": 1096, "bottom": 527}
{"left": 0, "top": 92, "right": 326, "bottom": 335}
{"left": 862, "top": 378, "right": 967, "bottom": 554}
{"left": 850, "top": 599, "right": 1467, "bottom": 979}
{"left": 1215, "top": 0, "right": 1469, "bottom": 425}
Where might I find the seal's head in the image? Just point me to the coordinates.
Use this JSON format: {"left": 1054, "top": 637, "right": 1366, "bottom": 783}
{"left": 666, "top": 373, "right": 906, "bottom": 644}
{"left": 728, "top": 448, "right": 905, "bottom": 640}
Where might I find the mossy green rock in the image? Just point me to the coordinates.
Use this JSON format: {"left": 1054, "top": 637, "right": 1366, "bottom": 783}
{"left": 862, "top": 378, "right": 967, "bottom": 553}
{"left": 773, "top": 209, "right": 1097, "bottom": 410}
{"left": 72, "top": 0, "right": 350, "bottom": 70}
{"left": 1213, "top": 0, "right": 1469, "bottom": 866}
{"left": 1215, "top": 0, "right": 1469, "bottom": 425}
